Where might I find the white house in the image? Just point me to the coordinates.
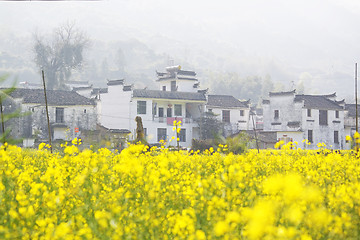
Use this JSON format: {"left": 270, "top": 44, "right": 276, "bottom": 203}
{"left": 206, "top": 95, "right": 251, "bottom": 136}
{"left": 4, "top": 88, "right": 97, "bottom": 145}
{"left": 344, "top": 104, "right": 360, "bottom": 149}
{"left": 262, "top": 90, "right": 345, "bottom": 149}
{"left": 98, "top": 66, "right": 207, "bottom": 148}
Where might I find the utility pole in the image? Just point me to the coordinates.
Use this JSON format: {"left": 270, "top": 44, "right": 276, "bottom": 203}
{"left": 356, "top": 63, "right": 358, "bottom": 133}
{"left": 355, "top": 63, "right": 358, "bottom": 152}
{"left": 42, "top": 70, "right": 53, "bottom": 153}
{"left": 251, "top": 109, "right": 260, "bottom": 153}
{"left": 0, "top": 95, "right": 5, "bottom": 146}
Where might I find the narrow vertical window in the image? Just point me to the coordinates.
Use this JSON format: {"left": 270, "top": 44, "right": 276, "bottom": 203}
{"left": 179, "top": 129, "right": 186, "bottom": 142}
{"left": 308, "top": 130, "right": 313, "bottom": 143}
{"left": 240, "top": 110, "right": 244, "bottom": 116}
{"left": 274, "top": 110, "right": 279, "bottom": 119}
{"left": 56, "top": 108, "right": 64, "bottom": 123}
{"left": 319, "top": 110, "right": 328, "bottom": 125}
{"left": 335, "top": 110, "right": 339, "bottom": 118}
{"left": 174, "top": 104, "right": 182, "bottom": 116}
{"left": 307, "top": 109, "right": 311, "bottom": 117}
{"left": 222, "top": 110, "right": 230, "bottom": 123}
{"left": 171, "top": 81, "right": 177, "bottom": 91}
{"left": 167, "top": 107, "right": 172, "bottom": 117}
{"left": 334, "top": 131, "right": 339, "bottom": 144}
{"left": 158, "top": 108, "right": 164, "bottom": 117}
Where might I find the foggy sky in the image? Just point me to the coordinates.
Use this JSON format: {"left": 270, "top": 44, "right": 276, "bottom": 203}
{"left": 1, "top": 0, "right": 360, "bottom": 98}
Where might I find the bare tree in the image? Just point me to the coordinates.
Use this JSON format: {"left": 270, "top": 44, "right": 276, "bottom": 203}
{"left": 33, "top": 22, "right": 90, "bottom": 90}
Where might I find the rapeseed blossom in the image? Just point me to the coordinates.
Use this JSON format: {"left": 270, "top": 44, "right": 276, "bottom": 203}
{"left": 0, "top": 141, "right": 360, "bottom": 239}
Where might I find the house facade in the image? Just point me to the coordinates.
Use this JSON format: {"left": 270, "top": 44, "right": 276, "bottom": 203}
{"left": 206, "top": 95, "right": 251, "bottom": 136}
{"left": 99, "top": 66, "right": 207, "bottom": 148}
{"left": 262, "top": 90, "right": 345, "bottom": 149}
{"left": 5, "top": 89, "right": 97, "bottom": 145}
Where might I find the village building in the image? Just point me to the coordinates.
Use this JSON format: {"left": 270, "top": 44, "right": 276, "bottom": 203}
{"left": 2, "top": 88, "right": 97, "bottom": 146}
{"left": 344, "top": 104, "right": 360, "bottom": 149}
{"left": 262, "top": 90, "right": 345, "bottom": 149}
{"left": 206, "top": 95, "right": 251, "bottom": 136}
{"left": 98, "top": 66, "right": 207, "bottom": 148}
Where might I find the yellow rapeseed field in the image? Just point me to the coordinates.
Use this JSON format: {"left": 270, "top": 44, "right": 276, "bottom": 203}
{"left": 1, "top": 140, "right": 360, "bottom": 239}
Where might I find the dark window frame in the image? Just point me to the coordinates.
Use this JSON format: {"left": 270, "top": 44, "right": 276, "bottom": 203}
{"left": 307, "top": 109, "right": 311, "bottom": 117}
{"left": 167, "top": 107, "right": 172, "bottom": 117}
{"left": 157, "top": 128, "right": 167, "bottom": 142}
{"left": 240, "top": 110, "right": 244, "bottom": 116}
{"left": 158, "top": 107, "right": 164, "bottom": 117}
{"left": 179, "top": 129, "right": 186, "bottom": 142}
{"left": 319, "top": 110, "right": 328, "bottom": 125}
{"left": 171, "top": 81, "right": 177, "bottom": 91}
{"left": 308, "top": 129, "right": 313, "bottom": 143}
{"left": 274, "top": 110, "right": 279, "bottom": 119}
{"left": 137, "top": 101, "right": 147, "bottom": 114}
{"left": 174, "top": 104, "right": 182, "bottom": 116}
{"left": 55, "top": 107, "right": 64, "bottom": 123}
{"left": 334, "top": 130, "right": 339, "bottom": 144}
{"left": 222, "top": 110, "right": 230, "bottom": 123}
{"left": 335, "top": 110, "right": 339, "bottom": 118}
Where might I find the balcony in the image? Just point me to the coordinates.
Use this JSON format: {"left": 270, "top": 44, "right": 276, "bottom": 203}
{"left": 152, "top": 116, "right": 194, "bottom": 125}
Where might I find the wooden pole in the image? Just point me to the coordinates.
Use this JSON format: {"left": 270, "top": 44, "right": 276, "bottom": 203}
{"left": 251, "top": 110, "right": 260, "bottom": 153}
{"left": 0, "top": 95, "right": 5, "bottom": 146}
{"left": 42, "top": 70, "right": 53, "bottom": 153}
{"left": 356, "top": 63, "right": 358, "bottom": 153}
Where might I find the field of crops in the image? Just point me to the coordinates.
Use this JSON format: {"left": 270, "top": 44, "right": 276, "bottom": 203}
{"left": 1, "top": 141, "right": 360, "bottom": 239}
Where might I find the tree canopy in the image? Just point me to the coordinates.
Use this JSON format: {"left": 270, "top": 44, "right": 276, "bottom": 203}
{"left": 33, "top": 22, "right": 90, "bottom": 90}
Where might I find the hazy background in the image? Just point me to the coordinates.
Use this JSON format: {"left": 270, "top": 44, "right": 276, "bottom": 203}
{"left": 1, "top": 0, "right": 360, "bottom": 103}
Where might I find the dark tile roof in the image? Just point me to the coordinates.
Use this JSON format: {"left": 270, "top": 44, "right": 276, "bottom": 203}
{"left": 123, "top": 85, "right": 133, "bottom": 91}
{"left": 107, "top": 79, "right": 124, "bottom": 86}
{"left": 72, "top": 85, "right": 93, "bottom": 91}
{"left": 207, "top": 95, "right": 249, "bottom": 108}
{"left": 294, "top": 95, "right": 343, "bottom": 110}
{"left": 133, "top": 89, "right": 206, "bottom": 101}
{"left": 345, "top": 104, "right": 360, "bottom": 117}
{"left": 269, "top": 89, "right": 296, "bottom": 97}
{"left": 92, "top": 88, "right": 108, "bottom": 95}
{"left": 8, "top": 88, "right": 95, "bottom": 106}
{"left": 177, "top": 70, "right": 196, "bottom": 76}
{"left": 262, "top": 99, "right": 270, "bottom": 104}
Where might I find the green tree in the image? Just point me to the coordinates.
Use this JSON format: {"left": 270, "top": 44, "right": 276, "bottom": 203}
{"left": 197, "top": 111, "right": 223, "bottom": 140}
{"left": 33, "top": 22, "right": 90, "bottom": 90}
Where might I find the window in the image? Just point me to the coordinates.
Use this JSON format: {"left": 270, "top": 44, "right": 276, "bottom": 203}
{"left": 335, "top": 110, "right": 339, "bottom": 118}
{"left": 274, "top": 110, "right": 279, "bottom": 119}
{"left": 157, "top": 128, "right": 167, "bottom": 142}
{"left": 137, "top": 101, "right": 146, "bottom": 114}
{"left": 319, "top": 110, "right": 328, "bottom": 125}
{"left": 167, "top": 107, "right": 172, "bottom": 117}
{"left": 152, "top": 103, "right": 157, "bottom": 115}
{"left": 334, "top": 131, "right": 339, "bottom": 144}
{"left": 171, "top": 81, "right": 177, "bottom": 91}
{"left": 308, "top": 130, "right": 313, "bottom": 143}
{"left": 56, "top": 108, "right": 64, "bottom": 123}
{"left": 208, "top": 108, "right": 213, "bottom": 113}
{"left": 84, "top": 109, "right": 87, "bottom": 114}
{"left": 222, "top": 110, "right": 230, "bottom": 123}
{"left": 159, "top": 107, "right": 164, "bottom": 117}
{"left": 144, "top": 128, "right": 147, "bottom": 137}
{"left": 240, "top": 110, "right": 244, "bottom": 116}
{"left": 162, "top": 86, "right": 166, "bottom": 91}
{"left": 179, "top": 129, "right": 186, "bottom": 142}
{"left": 307, "top": 109, "right": 311, "bottom": 117}
{"left": 174, "top": 104, "right": 182, "bottom": 116}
